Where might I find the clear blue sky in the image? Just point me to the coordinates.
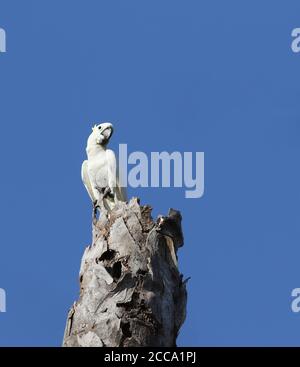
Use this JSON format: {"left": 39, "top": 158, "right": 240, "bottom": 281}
{"left": 1, "top": 0, "right": 300, "bottom": 346}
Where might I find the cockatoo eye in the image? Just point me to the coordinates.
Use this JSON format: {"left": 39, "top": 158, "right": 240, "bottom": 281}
{"left": 98, "top": 126, "right": 102, "bottom": 130}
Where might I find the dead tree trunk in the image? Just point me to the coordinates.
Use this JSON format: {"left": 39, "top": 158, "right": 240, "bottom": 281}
{"left": 63, "top": 198, "right": 187, "bottom": 347}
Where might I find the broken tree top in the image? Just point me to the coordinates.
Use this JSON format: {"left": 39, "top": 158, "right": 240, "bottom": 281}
{"left": 63, "top": 198, "right": 187, "bottom": 347}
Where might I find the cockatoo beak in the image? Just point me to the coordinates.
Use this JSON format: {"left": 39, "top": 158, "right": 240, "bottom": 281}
{"left": 101, "top": 125, "right": 113, "bottom": 142}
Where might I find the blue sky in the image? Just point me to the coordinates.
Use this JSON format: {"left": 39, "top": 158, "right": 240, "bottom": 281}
{"left": 1, "top": 0, "right": 300, "bottom": 346}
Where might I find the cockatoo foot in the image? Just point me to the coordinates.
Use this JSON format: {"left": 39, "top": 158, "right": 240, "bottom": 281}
{"left": 92, "top": 200, "right": 99, "bottom": 222}
{"left": 103, "top": 186, "right": 114, "bottom": 199}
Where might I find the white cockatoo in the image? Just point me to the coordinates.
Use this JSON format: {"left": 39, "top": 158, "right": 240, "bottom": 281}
{"left": 81, "top": 122, "right": 127, "bottom": 213}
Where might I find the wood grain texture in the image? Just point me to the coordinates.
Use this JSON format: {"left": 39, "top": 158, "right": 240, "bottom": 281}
{"left": 63, "top": 198, "right": 187, "bottom": 347}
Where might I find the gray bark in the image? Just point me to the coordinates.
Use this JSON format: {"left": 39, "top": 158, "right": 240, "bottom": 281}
{"left": 63, "top": 198, "right": 187, "bottom": 347}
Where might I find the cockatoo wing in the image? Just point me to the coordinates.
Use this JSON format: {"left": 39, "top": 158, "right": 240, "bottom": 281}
{"left": 81, "top": 160, "right": 96, "bottom": 202}
{"left": 106, "top": 149, "right": 127, "bottom": 202}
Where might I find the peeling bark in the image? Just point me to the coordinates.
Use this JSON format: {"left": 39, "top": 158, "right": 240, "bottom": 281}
{"left": 63, "top": 198, "right": 187, "bottom": 347}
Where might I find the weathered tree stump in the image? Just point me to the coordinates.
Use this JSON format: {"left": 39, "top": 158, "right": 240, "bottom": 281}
{"left": 63, "top": 198, "right": 187, "bottom": 347}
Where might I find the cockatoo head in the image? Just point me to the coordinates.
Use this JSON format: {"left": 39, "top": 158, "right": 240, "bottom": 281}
{"left": 91, "top": 122, "right": 114, "bottom": 146}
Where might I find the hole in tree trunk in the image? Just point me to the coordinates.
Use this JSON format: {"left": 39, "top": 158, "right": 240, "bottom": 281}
{"left": 121, "top": 321, "right": 132, "bottom": 338}
{"left": 99, "top": 249, "right": 116, "bottom": 261}
{"left": 105, "top": 261, "right": 122, "bottom": 280}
